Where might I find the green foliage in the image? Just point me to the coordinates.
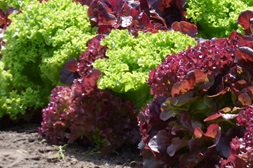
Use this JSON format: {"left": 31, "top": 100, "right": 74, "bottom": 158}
{"left": 0, "top": 0, "right": 96, "bottom": 119}
{"left": 186, "top": 0, "right": 253, "bottom": 38}
{"left": 0, "top": 61, "right": 42, "bottom": 119}
{"left": 54, "top": 144, "right": 68, "bottom": 160}
{"left": 0, "top": 0, "right": 35, "bottom": 10}
{"left": 0, "top": 1, "right": 7, "bottom": 11}
{"left": 93, "top": 30, "right": 197, "bottom": 108}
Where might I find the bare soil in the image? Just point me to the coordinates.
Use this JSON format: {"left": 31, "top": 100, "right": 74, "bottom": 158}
{"left": 0, "top": 123, "right": 142, "bottom": 168}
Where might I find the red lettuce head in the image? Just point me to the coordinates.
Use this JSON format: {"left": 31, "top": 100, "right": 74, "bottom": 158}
{"left": 86, "top": 0, "right": 195, "bottom": 36}
{"left": 40, "top": 36, "right": 140, "bottom": 152}
{"left": 138, "top": 28, "right": 253, "bottom": 167}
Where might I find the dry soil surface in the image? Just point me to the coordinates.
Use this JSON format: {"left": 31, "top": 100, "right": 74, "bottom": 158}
{"left": 0, "top": 124, "right": 141, "bottom": 168}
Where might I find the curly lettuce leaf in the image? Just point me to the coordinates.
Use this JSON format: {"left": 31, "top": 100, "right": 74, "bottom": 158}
{"left": 186, "top": 0, "right": 253, "bottom": 38}
{"left": 0, "top": 0, "right": 96, "bottom": 119}
{"left": 0, "top": 61, "right": 43, "bottom": 119}
{"left": 93, "top": 29, "right": 197, "bottom": 108}
{"left": 0, "top": 0, "right": 35, "bottom": 10}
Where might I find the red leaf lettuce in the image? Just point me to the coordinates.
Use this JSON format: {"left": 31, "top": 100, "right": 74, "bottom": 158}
{"left": 138, "top": 10, "right": 253, "bottom": 167}
{"left": 40, "top": 35, "right": 140, "bottom": 152}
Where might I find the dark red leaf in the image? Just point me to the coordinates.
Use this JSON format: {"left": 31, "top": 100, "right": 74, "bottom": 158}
{"left": 60, "top": 58, "right": 79, "bottom": 85}
{"left": 236, "top": 46, "right": 253, "bottom": 62}
{"left": 146, "top": 0, "right": 186, "bottom": 27}
{"left": 171, "top": 21, "right": 198, "bottom": 37}
{"left": 180, "top": 112, "right": 200, "bottom": 132}
{"left": 88, "top": 0, "right": 117, "bottom": 26}
{"left": 171, "top": 69, "right": 212, "bottom": 97}
{"left": 237, "top": 10, "right": 253, "bottom": 35}
{"left": 167, "top": 137, "right": 187, "bottom": 157}
{"left": 235, "top": 47, "right": 253, "bottom": 74}
{"left": 159, "top": 110, "right": 175, "bottom": 121}
{"left": 0, "top": 10, "right": 7, "bottom": 27}
{"left": 78, "top": 35, "right": 107, "bottom": 77}
{"left": 74, "top": 0, "right": 93, "bottom": 6}
{"left": 216, "top": 126, "right": 244, "bottom": 159}
{"left": 82, "top": 69, "right": 101, "bottom": 94}
{"left": 139, "top": 0, "right": 150, "bottom": 16}
{"left": 148, "top": 130, "right": 171, "bottom": 154}
{"left": 64, "top": 58, "right": 78, "bottom": 72}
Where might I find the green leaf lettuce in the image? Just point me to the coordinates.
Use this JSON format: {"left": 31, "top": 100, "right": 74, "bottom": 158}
{"left": 93, "top": 29, "right": 197, "bottom": 109}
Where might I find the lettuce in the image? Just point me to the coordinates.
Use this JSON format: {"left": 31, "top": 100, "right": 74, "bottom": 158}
{"left": 0, "top": 0, "right": 96, "bottom": 119}
{"left": 138, "top": 11, "right": 253, "bottom": 167}
{"left": 0, "top": 61, "right": 42, "bottom": 119}
{"left": 87, "top": 0, "right": 189, "bottom": 35}
{"left": 0, "top": 0, "right": 35, "bottom": 10}
{"left": 40, "top": 36, "right": 140, "bottom": 152}
{"left": 93, "top": 29, "right": 197, "bottom": 108}
{"left": 186, "top": 0, "right": 253, "bottom": 38}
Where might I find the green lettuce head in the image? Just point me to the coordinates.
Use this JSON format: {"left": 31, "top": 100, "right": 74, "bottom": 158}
{"left": 0, "top": 0, "right": 96, "bottom": 119}
{"left": 93, "top": 29, "right": 197, "bottom": 109}
{"left": 186, "top": 0, "right": 253, "bottom": 38}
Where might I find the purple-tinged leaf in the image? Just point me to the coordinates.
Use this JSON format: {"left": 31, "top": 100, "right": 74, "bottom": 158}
{"left": 60, "top": 58, "right": 79, "bottom": 85}
{"left": 171, "top": 21, "right": 198, "bottom": 37}
{"left": 0, "top": 10, "right": 7, "bottom": 27}
{"left": 220, "top": 137, "right": 247, "bottom": 167}
{"left": 167, "top": 137, "right": 187, "bottom": 157}
{"left": 149, "top": 37, "right": 232, "bottom": 97}
{"left": 159, "top": 111, "right": 175, "bottom": 121}
{"left": 74, "top": 0, "right": 93, "bottom": 6}
{"left": 180, "top": 112, "right": 201, "bottom": 132}
{"left": 88, "top": 0, "right": 117, "bottom": 27}
{"left": 78, "top": 35, "right": 106, "bottom": 77}
{"left": 86, "top": 0, "right": 188, "bottom": 35}
{"left": 146, "top": 0, "right": 186, "bottom": 28}
{"left": 40, "top": 34, "right": 140, "bottom": 153}
{"left": 82, "top": 69, "right": 101, "bottom": 94}
{"left": 148, "top": 130, "right": 171, "bottom": 154}
{"left": 236, "top": 46, "right": 253, "bottom": 62}
{"left": 237, "top": 10, "right": 253, "bottom": 35}
{"left": 184, "top": 137, "right": 220, "bottom": 168}
{"left": 139, "top": 0, "right": 150, "bottom": 16}
{"left": 171, "top": 69, "right": 212, "bottom": 97}
{"left": 234, "top": 47, "right": 253, "bottom": 75}
{"left": 216, "top": 126, "right": 244, "bottom": 158}
{"left": 140, "top": 26, "right": 253, "bottom": 167}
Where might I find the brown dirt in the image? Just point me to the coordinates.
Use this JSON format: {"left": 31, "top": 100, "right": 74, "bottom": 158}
{"left": 0, "top": 123, "right": 142, "bottom": 168}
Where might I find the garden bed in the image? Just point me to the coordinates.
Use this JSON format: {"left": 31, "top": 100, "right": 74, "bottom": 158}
{"left": 2, "top": 0, "right": 253, "bottom": 167}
